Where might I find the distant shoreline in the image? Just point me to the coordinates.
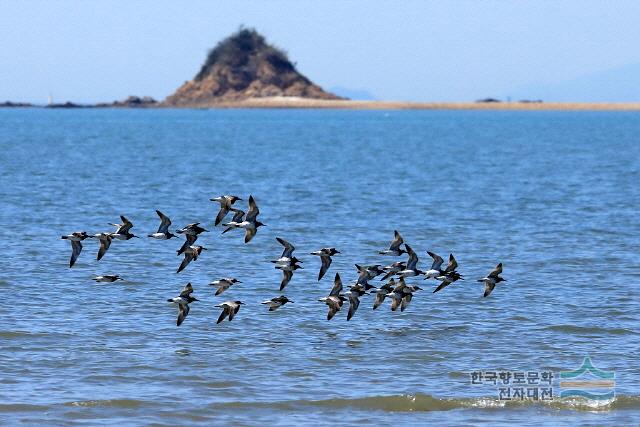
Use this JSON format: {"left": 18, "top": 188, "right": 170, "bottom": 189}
{"left": 183, "top": 97, "right": 640, "bottom": 111}
{"left": 3, "top": 97, "right": 640, "bottom": 111}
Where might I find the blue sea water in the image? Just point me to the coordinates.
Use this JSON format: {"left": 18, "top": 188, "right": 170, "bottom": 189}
{"left": 0, "top": 108, "right": 639, "bottom": 426}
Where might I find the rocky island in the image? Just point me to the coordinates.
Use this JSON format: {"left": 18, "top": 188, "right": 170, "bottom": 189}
{"left": 164, "top": 28, "right": 342, "bottom": 107}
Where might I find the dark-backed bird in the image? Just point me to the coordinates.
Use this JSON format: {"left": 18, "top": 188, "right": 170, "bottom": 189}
{"left": 221, "top": 208, "right": 245, "bottom": 234}
{"left": 176, "top": 222, "right": 208, "bottom": 236}
{"left": 210, "top": 195, "right": 242, "bottom": 226}
{"left": 222, "top": 195, "right": 265, "bottom": 243}
{"left": 399, "top": 284, "right": 422, "bottom": 312}
{"left": 261, "top": 296, "right": 294, "bottom": 311}
{"left": 276, "top": 259, "right": 303, "bottom": 291}
{"left": 209, "top": 277, "right": 242, "bottom": 296}
{"left": 176, "top": 223, "right": 208, "bottom": 255}
{"left": 346, "top": 283, "right": 369, "bottom": 321}
{"left": 310, "top": 247, "right": 339, "bottom": 281}
{"left": 61, "top": 231, "right": 89, "bottom": 267}
{"left": 177, "top": 234, "right": 198, "bottom": 256}
{"left": 424, "top": 251, "right": 445, "bottom": 279}
{"left": 387, "top": 277, "right": 422, "bottom": 311}
{"left": 149, "top": 210, "right": 177, "bottom": 240}
{"left": 433, "top": 254, "right": 464, "bottom": 293}
{"left": 92, "top": 275, "right": 123, "bottom": 282}
{"left": 373, "top": 278, "right": 397, "bottom": 310}
{"left": 319, "top": 273, "right": 347, "bottom": 320}
{"left": 90, "top": 233, "right": 113, "bottom": 261}
{"left": 478, "top": 263, "right": 505, "bottom": 297}
{"left": 379, "top": 230, "right": 406, "bottom": 256}
{"left": 215, "top": 300, "right": 244, "bottom": 324}
{"left": 272, "top": 237, "right": 297, "bottom": 264}
{"left": 167, "top": 283, "right": 199, "bottom": 326}
{"left": 380, "top": 261, "right": 406, "bottom": 281}
{"left": 177, "top": 245, "right": 207, "bottom": 273}
{"left": 355, "top": 264, "right": 384, "bottom": 287}
{"left": 398, "top": 245, "right": 424, "bottom": 278}
{"left": 109, "top": 215, "right": 138, "bottom": 240}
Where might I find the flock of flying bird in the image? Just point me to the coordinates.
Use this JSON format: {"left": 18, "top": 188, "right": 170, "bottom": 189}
{"left": 61, "top": 195, "right": 506, "bottom": 326}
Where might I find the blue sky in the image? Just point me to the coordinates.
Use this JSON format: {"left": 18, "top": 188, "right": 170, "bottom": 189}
{"left": 1, "top": 0, "right": 639, "bottom": 103}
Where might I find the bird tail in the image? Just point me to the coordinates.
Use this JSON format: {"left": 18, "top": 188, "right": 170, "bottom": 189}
{"left": 61, "top": 236, "right": 69, "bottom": 239}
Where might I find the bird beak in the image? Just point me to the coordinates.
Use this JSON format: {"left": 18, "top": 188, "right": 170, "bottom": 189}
{"left": 193, "top": 298, "right": 199, "bottom": 301}
{"left": 289, "top": 301, "right": 294, "bottom": 303}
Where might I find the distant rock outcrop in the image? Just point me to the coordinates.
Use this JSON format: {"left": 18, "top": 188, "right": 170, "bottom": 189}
{"left": 45, "top": 101, "right": 89, "bottom": 108}
{"left": 96, "top": 96, "right": 158, "bottom": 108}
{"left": 0, "top": 101, "right": 32, "bottom": 108}
{"left": 165, "top": 28, "right": 342, "bottom": 106}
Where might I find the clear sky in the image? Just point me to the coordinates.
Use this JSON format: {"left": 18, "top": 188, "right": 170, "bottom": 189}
{"left": 2, "top": 0, "right": 640, "bottom": 103}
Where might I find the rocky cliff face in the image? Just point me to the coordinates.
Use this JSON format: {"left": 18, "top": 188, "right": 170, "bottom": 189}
{"left": 165, "top": 28, "right": 341, "bottom": 106}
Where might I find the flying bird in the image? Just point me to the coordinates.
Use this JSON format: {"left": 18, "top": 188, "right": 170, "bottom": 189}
{"left": 177, "top": 234, "right": 198, "bottom": 256}
{"left": 61, "top": 231, "right": 89, "bottom": 267}
{"left": 176, "top": 222, "right": 208, "bottom": 236}
{"left": 109, "top": 215, "right": 138, "bottom": 240}
{"left": 222, "top": 195, "right": 265, "bottom": 243}
{"left": 149, "top": 210, "right": 177, "bottom": 240}
{"left": 221, "top": 208, "right": 245, "bottom": 234}
{"left": 387, "top": 277, "right": 422, "bottom": 312}
{"left": 319, "top": 273, "right": 347, "bottom": 320}
{"left": 275, "top": 258, "right": 303, "bottom": 291}
{"left": 346, "top": 283, "right": 368, "bottom": 321}
{"left": 424, "top": 251, "right": 445, "bottom": 279}
{"left": 92, "top": 275, "right": 123, "bottom": 282}
{"left": 433, "top": 254, "right": 464, "bottom": 293}
{"left": 355, "top": 264, "right": 384, "bottom": 287}
{"left": 478, "top": 263, "right": 505, "bottom": 297}
{"left": 272, "top": 237, "right": 297, "bottom": 264}
{"left": 261, "top": 296, "right": 294, "bottom": 311}
{"left": 379, "top": 230, "right": 406, "bottom": 256}
{"left": 373, "top": 278, "right": 396, "bottom": 310}
{"left": 167, "top": 283, "right": 199, "bottom": 326}
{"left": 209, "top": 277, "right": 242, "bottom": 296}
{"left": 215, "top": 300, "right": 244, "bottom": 324}
{"left": 210, "top": 195, "right": 242, "bottom": 226}
{"left": 90, "top": 233, "right": 113, "bottom": 261}
{"left": 398, "top": 245, "right": 424, "bottom": 278}
{"left": 380, "top": 261, "right": 406, "bottom": 281}
{"left": 310, "top": 247, "right": 339, "bottom": 281}
{"left": 177, "top": 245, "right": 207, "bottom": 273}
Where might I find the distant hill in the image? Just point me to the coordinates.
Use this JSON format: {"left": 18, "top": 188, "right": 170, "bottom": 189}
{"left": 165, "top": 28, "right": 342, "bottom": 106}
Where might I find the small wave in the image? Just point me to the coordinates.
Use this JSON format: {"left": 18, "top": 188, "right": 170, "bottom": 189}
{"left": 63, "top": 399, "right": 149, "bottom": 409}
{"left": 0, "top": 404, "right": 50, "bottom": 412}
{"left": 545, "top": 325, "right": 637, "bottom": 335}
{"left": 0, "top": 331, "right": 49, "bottom": 339}
{"left": 210, "top": 393, "right": 640, "bottom": 412}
